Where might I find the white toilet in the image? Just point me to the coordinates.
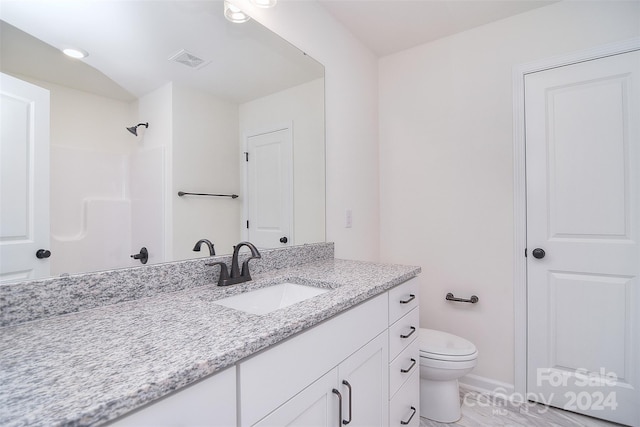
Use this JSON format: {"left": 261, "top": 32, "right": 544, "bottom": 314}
{"left": 418, "top": 328, "right": 478, "bottom": 423}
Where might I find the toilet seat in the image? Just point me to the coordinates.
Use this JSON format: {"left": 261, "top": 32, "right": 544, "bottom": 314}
{"left": 419, "top": 328, "right": 478, "bottom": 362}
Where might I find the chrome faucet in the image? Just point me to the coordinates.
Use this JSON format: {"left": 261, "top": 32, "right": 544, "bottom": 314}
{"left": 193, "top": 239, "right": 215, "bottom": 256}
{"left": 208, "top": 241, "right": 261, "bottom": 286}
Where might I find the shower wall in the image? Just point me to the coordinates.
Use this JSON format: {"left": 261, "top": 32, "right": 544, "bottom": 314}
{"left": 132, "top": 84, "right": 171, "bottom": 266}
{"left": 19, "top": 76, "right": 138, "bottom": 276}
{"left": 50, "top": 147, "right": 132, "bottom": 275}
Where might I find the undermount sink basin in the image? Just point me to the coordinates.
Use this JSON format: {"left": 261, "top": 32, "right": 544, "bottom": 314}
{"left": 214, "top": 282, "right": 329, "bottom": 315}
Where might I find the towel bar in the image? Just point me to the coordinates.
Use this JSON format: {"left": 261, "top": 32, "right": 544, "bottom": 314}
{"left": 445, "top": 293, "right": 478, "bottom": 304}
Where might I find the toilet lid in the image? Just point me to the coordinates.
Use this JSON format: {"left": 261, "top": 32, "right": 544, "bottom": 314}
{"left": 419, "top": 328, "right": 477, "bottom": 357}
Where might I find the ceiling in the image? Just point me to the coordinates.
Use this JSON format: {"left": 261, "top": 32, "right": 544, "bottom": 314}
{"left": 316, "top": 0, "right": 559, "bottom": 57}
{"left": 0, "top": 1, "right": 323, "bottom": 103}
{"left": 0, "top": 0, "right": 560, "bottom": 102}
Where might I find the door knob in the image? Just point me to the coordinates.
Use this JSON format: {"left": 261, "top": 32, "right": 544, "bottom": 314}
{"left": 279, "top": 236, "right": 288, "bottom": 244}
{"left": 532, "top": 248, "right": 546, "bottom": 259}
{"left": 36, "top": 249, "right": 51, "bottom": 259}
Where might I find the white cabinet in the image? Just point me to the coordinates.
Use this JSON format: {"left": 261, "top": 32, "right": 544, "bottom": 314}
{"left": 108, "top": 365, "right": 236, "bottom": 427}
{"left": 387, "top": 278, "right": 420, "bottom": 426}
{"left": 240, "top": 294, "right": 388, "bottom": 426}
{"left": 244, "top": 278, "right": 421, "bottom": 427}
{"left": 254, "top": 332, "right": 388, "bottom": 427}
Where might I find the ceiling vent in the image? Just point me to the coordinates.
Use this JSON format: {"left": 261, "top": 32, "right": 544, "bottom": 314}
{"left": 168, "top": 49, "right": 210, "bottom": 69}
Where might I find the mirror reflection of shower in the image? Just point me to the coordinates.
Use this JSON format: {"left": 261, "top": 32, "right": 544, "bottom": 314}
{"left": 0, "top": 0, "right": 326, "bottom": 281}
{"left": 126, "top": 122, "right": 149, "bottom": 136}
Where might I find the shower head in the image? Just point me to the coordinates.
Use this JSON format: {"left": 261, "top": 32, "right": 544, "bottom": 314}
{"left": 126, "top": 122, "right": 149, "bottom": 136}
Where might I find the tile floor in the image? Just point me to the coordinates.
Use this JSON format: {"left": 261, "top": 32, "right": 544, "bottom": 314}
{"left": 419, "top": 388, "right": 625, "bottom": 427}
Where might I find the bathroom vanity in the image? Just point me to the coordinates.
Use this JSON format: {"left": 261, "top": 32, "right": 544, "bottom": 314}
{"left": 0, "top": 244, "right": 420, "bottom": 426}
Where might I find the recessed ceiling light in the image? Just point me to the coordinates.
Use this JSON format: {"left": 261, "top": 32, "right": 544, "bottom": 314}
{"left": 62, "top": 48, "right": 88, "bottom": 59}
{"left": 252, "top": 0, "right": 277, "bottom": 8}
{"left": 224, "top": 1, "right": 250, "bottom": 23}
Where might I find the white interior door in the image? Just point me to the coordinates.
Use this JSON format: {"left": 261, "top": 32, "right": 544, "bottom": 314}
{"left": 245, "top": 127, "right": 293, "bottom": 249}
{"left": 0, "top": 73, "right": 50, "bottom": 283}
{"left": 525, "top": 51, "right": 639, "bottom": 426}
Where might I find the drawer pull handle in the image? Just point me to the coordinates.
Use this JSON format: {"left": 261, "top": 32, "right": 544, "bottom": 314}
{"left": 400, "top": 326, "right": 416, "bottom": 339}
{"left": 400, "top": 358, "right": 417, "bottom": 373}
{"left": 332, "top": 389, "right": 342, "bottom": 427}
{"left": 400, "top": 406, "right": 417, "bottom": 425}
{"left": 400, "top": 294, "right": 415, "bottom": 304}
{"left": 342, "top": 380, "right": 352, "bottom": 425}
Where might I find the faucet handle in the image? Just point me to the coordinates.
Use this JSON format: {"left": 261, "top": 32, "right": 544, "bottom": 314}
{"left": 240, "top": 244, "right": 261, "bottom": 277}
{"left": 240, "top": 260, "right": 253, "bottom": 279}
{"left": 206, "top": 261, "right": 230, "bottom": 286}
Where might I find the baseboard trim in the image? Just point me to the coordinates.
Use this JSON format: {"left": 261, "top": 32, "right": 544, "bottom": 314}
{"left": 459, "top": 374, "right": 515, "bottom": 397}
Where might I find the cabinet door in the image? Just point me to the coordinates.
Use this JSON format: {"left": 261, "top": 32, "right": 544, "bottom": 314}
{"left": 252, "top": 368, "right": 339, "bottom": 427}
{"left": 337, "top": 332, "right": 389, "bottom": 427}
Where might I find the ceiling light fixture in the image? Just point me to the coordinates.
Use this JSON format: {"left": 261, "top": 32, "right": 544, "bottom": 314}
{"left": 251, "top": 0, "right": 277, "bottom": 8}
{"left": 224, "top": 1, "right": 250, "bottom": 23}
{"left": 62, "top": 48, "right": 88, "bottom": 59}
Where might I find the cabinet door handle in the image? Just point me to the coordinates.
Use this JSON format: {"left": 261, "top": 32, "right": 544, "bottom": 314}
{"left": 400, "top": 358, "right": 417, "bottom": 373}
{"left": 400, "top": 294, "right": 415, "bottom": 304}
{"left": 400, "top": 326, "right": 416, "bottom": 339}
{"left": 400, "top": 406, "right": 417, "bottom": 425}
{"left": 342, "top": 380, "right": 352, "bottom": 425}
{"left": 332, "top": 389, "right": 342, "bottom": 427}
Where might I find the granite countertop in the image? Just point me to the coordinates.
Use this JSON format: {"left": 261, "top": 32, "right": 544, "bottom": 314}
{"left": 0, "top": 258, "right": 420, "bottom": 427}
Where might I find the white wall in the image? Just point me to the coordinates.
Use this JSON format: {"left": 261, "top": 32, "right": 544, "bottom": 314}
{"left": 379, "top": 1, "right": 640, "bottom": 385}
{"left": 234, "top": 0, "right": 380, "bottom": 261}
{"left": 172, "top": 84, "right": 241, "bottom": 259}
{"left": 239, "top": 78, "right": 325, "bottom": 246}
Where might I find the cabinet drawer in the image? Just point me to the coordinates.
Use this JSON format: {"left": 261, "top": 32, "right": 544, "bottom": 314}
{"left": 388, "top": 278, "right": 419, "bottom": 325}
{"left": 389, "top": 307, "right": 419, "bottom": 360}
{"left": 110, "top": 366, "right": 236, "bottom": 427}
{"left": 389, "top": 370, "right": 419, "bottom": 427}
{"left": 389, "top": 338, "right": 419, "bottom": 398}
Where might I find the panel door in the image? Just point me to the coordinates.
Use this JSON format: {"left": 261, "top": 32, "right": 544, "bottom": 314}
{"left": 0, "top": 73, "right": 50, "bottom": 283}
{"left": 337, "top": 331, "right": 389, "bottom": 427}
{"left": 246, "top": 127, "right": 293, "bottom": 249}
{"left": 525, "top": 50, "right": 639, "bottom": 426}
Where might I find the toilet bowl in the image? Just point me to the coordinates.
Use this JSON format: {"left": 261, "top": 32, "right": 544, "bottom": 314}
{"left": 419, "top": 328, "right": 478, "bottom": 423}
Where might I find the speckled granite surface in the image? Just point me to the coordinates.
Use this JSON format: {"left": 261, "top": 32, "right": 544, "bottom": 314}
{"left": 0, "top": 256, "right": 420, "bottom": 427}
{"left": 0, "top": 243, "right": 334, "bottom": 327}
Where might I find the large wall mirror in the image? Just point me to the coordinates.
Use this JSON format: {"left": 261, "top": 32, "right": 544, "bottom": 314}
{"left": 0, "top": 1, "right": 325, "bottom": 283}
